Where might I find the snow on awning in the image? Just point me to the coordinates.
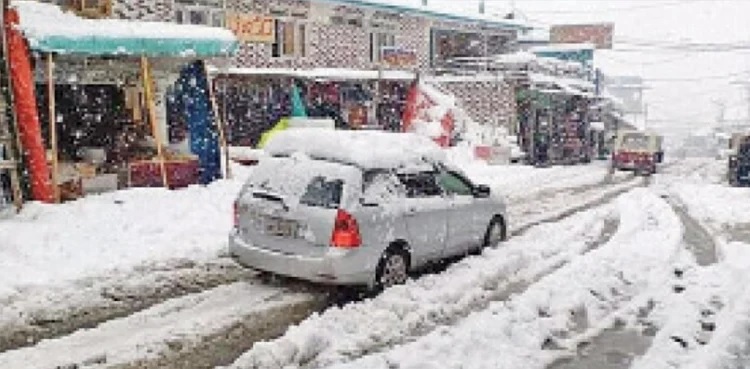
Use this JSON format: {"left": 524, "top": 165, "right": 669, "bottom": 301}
{"left": 317, "top": 0, "right": 532, "bottom": 31}
{"left": 529, "top": 73, "right": 595, "bottom": 98}
{"left": 211, "top": 67, "right": 416, "bottom": 81}
{"left": 590, "top": 121, "right": 606, "bottom": 131}
{"left": 13, "top": 1, "right": 238, "bottom": 58}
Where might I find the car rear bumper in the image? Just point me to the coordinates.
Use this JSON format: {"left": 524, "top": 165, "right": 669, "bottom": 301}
{"left": 228, "top": 231, "right": 374, "bottom": 286}
{"left": 614, "top": 160, "right": 654, "bottom": 170}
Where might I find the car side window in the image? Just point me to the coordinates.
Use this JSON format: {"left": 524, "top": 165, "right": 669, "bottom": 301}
{"left": 397, "top": 171, "right": 443, "bottom": 198}
{"left": 362, "top": 171, "right": 405, "bottom": 204}
{"left": 437, "top": 171, "right": 473, "bottom": 196}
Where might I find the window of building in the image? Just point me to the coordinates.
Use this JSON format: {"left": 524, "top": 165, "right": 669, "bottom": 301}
{"left": 330, "top": 6, "right": 364, "bottom": 28}
{"left": 272, "top": 20, "right": 307, "bottom": 58}
{"left": 59, "top": 0, "right": 112, "bottom": 18}
{"left": 174, "top": 0, "right": 225, "bottom": 27}
{"left": 370, "top": 32, "right": 396, "bottom": 63}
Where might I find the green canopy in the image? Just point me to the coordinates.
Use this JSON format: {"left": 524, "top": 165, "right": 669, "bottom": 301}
{"left": 27, "top": 36, "right": 238, "bottom": 58}
{"left": 14, "top": 1, "right": 238, "bottom": 58}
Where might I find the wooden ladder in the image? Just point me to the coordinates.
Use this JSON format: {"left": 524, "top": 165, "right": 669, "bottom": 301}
{"left": 0, "top": 0, "right": 23, "bottom": 212}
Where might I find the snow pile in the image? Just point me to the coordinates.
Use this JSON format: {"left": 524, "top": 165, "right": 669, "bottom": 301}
{"left": 404, "top": 81, "right": 477, "bottom": 144}
{"left": 13, "top": 1, "right": 236, "bottom": 44}
{"left": 0, "top": 173, "right": 249, "bottom": 301}
{"left": 325, "top": 189, "right": 683, "bottom": 369}
{"left": 681, "top": 243, "right": 750, "bottom": 369}
{"left": 223, "top": 198, "right": 618, "bottom": 369}
{"left": 264, "top": 129, "right": 445, "bottom": 169}
{"left": 228, "top": 146, "right": 267, "bottom": 162}
{"left": 672, "top": 183, "right": 750, "bottom": 226}
{"left": 460, "top": 161, "right": 615, "bottom": 201}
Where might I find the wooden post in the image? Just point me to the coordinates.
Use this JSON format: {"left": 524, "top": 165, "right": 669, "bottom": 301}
{"left": 202, "top": 63, "right": 232, "bottom": 179}
{"left": 140, "top": 55, "right": 169, "bottom": 188}
{"left": 46, "top": 53, "right": 60, "bottom": 203}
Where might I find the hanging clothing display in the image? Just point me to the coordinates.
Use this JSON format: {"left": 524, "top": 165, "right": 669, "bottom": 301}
{"left": 175, "top": 60, "right": 222, "bottom": 185}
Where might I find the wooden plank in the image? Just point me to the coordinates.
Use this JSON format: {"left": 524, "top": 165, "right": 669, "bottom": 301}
{"left": 202, "top": 63, "right": 232, "bottom": 179}
{"left": 47, "top": 53, "right": 60, "bottom": 203}
{"left": 140, "top": 55, "right": 169, "bottom": 188}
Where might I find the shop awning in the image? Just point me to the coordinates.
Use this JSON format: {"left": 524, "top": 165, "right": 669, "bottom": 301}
{"left": 210, "top": 67, "right": 417, "bottom": 81}
{"left": 12, "top": 1, "right": 238, "bottom": 58}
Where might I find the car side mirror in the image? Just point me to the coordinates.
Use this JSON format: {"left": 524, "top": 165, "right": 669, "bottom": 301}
{"left": 473, "top": 185, "right": 491, "bottom": 198}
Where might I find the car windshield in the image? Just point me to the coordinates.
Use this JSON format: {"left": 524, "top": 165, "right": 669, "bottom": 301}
{"left": 622, "top": 135, "right": 650, "bottom": 151}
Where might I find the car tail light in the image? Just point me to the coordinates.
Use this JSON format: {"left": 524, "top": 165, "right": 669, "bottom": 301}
{"left": 331, "top": 209, "right": 362, "bottom": 248}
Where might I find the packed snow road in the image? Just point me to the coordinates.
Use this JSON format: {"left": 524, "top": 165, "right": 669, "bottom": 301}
{"left": 219, "top": 159, "right": 739, "bottom": 369}
{"left": 0, "top": 161, "right": 647, "bottom": 368}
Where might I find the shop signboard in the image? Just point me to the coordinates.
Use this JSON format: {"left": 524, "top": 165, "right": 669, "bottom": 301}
{"left": 381, "top": 46, "right": 417, "bottom": 67}
{"left": 226, "top": 13, "right": 276, "bottom": 43}
{"left": 550, "top": 23, "right": 614, "bottom": 49}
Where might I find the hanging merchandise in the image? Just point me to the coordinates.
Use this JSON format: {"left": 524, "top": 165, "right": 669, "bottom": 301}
{"left": 290, "top": 82, "right": 307, "bottom": 118}
{"left": 176, "top": 60, "right": 222, "bottom": 185}
{"left": 4, "top": 7, "right": 52, "bottom": 202}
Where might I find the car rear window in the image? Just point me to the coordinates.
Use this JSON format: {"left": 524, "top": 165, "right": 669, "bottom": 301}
{"left": 300, "top": 177, "right": 343, "bottom": 209}
{"left": 243, "top": 157, "right": 362, "bottom": 208}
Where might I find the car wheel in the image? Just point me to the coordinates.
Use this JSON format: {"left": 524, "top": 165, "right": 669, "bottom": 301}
{"left": 483, "top": 217, "right": 507, "bottom": 249}
{"left": 375, "top": 249, "right": 409, "bottom": 289}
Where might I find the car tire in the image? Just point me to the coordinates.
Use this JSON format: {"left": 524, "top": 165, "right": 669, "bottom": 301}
{"left": 375, "top": 248, "right": 410, "bottom": 290}
{"left": 482, "top": 217, "right": 507, "bottom": 249}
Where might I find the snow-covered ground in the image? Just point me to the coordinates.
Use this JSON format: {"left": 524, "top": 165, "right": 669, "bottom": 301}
{"left": 0, "top": 151, "right": 637, "bottom": 368}
{"left": 0, "top": 282, "right": 312, "bottom": 369}
{"left": 0, "top": 158, "right": 611, "bottom": 305}
{"left": 635, "top": 158, "right": 750, "bottom": 369}
{"left": 13, "top": 157, "right": 750, "bottom": 369}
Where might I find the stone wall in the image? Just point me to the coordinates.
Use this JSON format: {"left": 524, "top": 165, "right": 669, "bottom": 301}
{"left": 430, "top": 78, "right": 517, "bottom": 131}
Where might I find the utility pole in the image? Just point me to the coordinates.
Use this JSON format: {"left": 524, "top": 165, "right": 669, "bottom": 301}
{"left": 712, "top": 98, "right": 726, "bottom": 127}
{"left": 731, "top": 80, "right": 750, "bottom": 126}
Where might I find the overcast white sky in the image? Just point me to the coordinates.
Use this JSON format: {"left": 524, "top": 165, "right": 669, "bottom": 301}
{"left": 409, "top": 0, "right": 750, "bottom": 137}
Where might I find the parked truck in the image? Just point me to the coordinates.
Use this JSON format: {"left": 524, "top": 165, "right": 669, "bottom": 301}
{"left": 728, "top": 133, "right": 750, "bottom": 186}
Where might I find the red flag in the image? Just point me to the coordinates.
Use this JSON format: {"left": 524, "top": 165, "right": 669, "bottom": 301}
{"left": 5, "top": 8, "right": 54, "bottom": 203}
{"left": 401, "top": 81, "right": 455, "bottom": 148}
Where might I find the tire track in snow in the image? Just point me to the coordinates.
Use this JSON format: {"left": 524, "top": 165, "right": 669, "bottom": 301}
{"left": 0, "top": 282, "right": 326, "bottom": 369}
{"left": 118, "top": 176, "right": 642, "bottom": 369}
{"left": 0, "top": 259, "right": 257, "bottom": 354}
{"left": 322, "top": 189, "right": 684, "bottom": 369}
{"left": 0, "top": 173, "right": 642, "bottom": 369}
{"left": 547, "top": 161, "right": 723, "bottom": 369}
{"left": 0, "top": 174, "right": 642, "bottom": 358}
{"left": 220, "top": 181, "right": 646, "bottom": 369}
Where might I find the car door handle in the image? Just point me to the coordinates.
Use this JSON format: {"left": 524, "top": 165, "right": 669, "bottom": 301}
{"left": 405, "top": 208, "right": 418, "bottom": 217}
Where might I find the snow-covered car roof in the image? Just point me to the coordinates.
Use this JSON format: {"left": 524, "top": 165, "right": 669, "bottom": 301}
{"left": 264, "top": 129, "right": 446, "bottom": 170}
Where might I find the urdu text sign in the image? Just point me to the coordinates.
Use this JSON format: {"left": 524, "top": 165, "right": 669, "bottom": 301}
{"left": 227, "top": 13, "right": 276, "bottom": 43}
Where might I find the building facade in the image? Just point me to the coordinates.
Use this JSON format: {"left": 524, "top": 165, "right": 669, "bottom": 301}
{"left": 40, "top": 0, "right": 524, "bottom": 138}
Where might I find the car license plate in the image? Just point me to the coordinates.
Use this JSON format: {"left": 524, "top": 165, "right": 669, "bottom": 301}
{"left": 262, "top": 217, "right": 299, "bottom": 238}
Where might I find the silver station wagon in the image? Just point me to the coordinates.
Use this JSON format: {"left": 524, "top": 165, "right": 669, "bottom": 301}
{"left": 229, "top": 130, "right": 508, "bottom": 289}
